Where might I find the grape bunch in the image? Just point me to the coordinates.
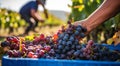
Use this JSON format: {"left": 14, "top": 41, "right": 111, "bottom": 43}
{"left": 52, "top": 21, "right": 87, "bottom": 59}
{"left": 1, "top": 36, "right": 20, "bottom": 50}
{"left": 1, "top": 21, "right": 120, "bottom": 61}
{"left": 1, "top": 35, "right": 54, "bottom": 58}
{"left": 78, "top": 40, "right": 120, "bottom": 61}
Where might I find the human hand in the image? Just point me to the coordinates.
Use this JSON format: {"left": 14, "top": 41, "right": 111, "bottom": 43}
{"left": 74, "top": 20, "right": 91, "bottom": 35}
{"left": 39, "top": 19, "right": 45, "bottom": 23}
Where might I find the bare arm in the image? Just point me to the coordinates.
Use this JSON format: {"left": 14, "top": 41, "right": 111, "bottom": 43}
{"left": 31, "top": 9, "right": 44, "bottom": 22}
{"left": 74, "top": 0, "right": 120, "bottom": 34}
{"left": 41, "top": 4, "right": 48, "bottom": 19}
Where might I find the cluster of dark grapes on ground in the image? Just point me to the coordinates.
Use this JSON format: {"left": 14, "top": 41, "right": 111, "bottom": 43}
{"left": 1, "top": 21, "right": 120, "bottom": 61}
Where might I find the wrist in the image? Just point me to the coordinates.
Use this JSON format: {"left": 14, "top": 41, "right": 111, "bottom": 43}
{"left": 81, "top": 20, "right": 96, "bottom": 33}
{"left": 81, "top": 19, "right": 92, "bottom": 33}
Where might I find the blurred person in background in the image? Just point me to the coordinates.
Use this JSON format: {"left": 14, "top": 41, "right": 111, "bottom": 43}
{"left": 19, "top": 0, "right": 48, "bottom": 35}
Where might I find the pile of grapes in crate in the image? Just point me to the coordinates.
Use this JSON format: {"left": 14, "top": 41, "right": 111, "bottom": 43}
{"left": 1, "top": 21, "right": 120, "bottom": 61}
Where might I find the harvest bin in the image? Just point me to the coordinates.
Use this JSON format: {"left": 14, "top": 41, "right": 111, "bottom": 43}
{"left": 2, "top": 56, "right": 120, "bottom": 66}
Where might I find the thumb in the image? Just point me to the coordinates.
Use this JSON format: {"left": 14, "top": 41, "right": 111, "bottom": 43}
{"left": 73, "top": 21, "right": 81, "bottom": 26}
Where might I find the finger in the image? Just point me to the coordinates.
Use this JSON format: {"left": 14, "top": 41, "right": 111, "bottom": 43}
{"left": 74, "top": 22, "right": 79, "bottom": 26}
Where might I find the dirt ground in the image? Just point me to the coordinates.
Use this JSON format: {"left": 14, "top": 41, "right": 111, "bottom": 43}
{"left": 0, "top": 26, "right": 61, "bottom": 40}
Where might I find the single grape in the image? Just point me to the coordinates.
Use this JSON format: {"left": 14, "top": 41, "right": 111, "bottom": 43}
{"left": 74, "top": 31, "right": 79, "bottom": 36}
{"left": 64, "top": 46, "right": 70, "bottom": 51}
{"left": 61, "top": 41, "right": 66, "bottom": 46}
{"left": 63, "top": 36, "right": 68, "bottom": 41}
{"left": 79, "top": 33, "right": 85, "bottom": 38}
{"left": 73, "top": 50, "right": 80, "bottom": 57}
{"left": 58, "top": 45, "right": 64, "bottom": 50}
{"left": 76, "top": 27, "right": 82, "bottom": 32}
{"left": 61, "top": 54, "right": 66, "bottom": 59}
{"left": 1, "top": 41, "right": 10, "bottom": 47}
{"left": 69, "top": 36, "right": 74, "bottom": 42}
{"left": 66, "top": 41, "right": 72, "bottom": 46}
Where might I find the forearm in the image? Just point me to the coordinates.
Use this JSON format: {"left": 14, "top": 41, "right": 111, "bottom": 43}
{"left": 34, "top": 12, "right": 43, "bottom": 21}
{"left": 31, "top": 9, "right": 43, "bottom": 21}
{"left": 44, "top": 9, "right": 48, "bottom": 18}
{"left": 42, "top": 4, "right": 48, "bottom": 18}
{"left": 84, "top": 0, "right": 120, "bottom": 31}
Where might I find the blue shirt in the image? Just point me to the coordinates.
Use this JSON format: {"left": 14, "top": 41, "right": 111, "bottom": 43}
{"left": 20, "top": 1, "right": 38, "bottom": 17}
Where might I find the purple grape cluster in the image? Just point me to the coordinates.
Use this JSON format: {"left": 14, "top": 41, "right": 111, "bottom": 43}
{"left": 52, "top": 21, "right": 87, "bottom": 59}
{"left": 1, "top": 21, "right": 120, "bottom": 61}
{"left": 46, "top": 21, "right": 120, "bottom": 61}
{"left": 1, "top": 36, "right": 20, "bottom": 50}
{"left": 1, "top": 35, "right": 54, "bottom": 58}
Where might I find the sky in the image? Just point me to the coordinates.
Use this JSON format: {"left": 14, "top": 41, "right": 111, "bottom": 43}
{"left": 0, "top": 0, "right": 72, "bottom": 12}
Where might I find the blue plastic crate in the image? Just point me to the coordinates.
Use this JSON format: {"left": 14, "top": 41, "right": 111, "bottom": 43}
{"left": 2, "top": 56, "right": 120, "bottom": 66}
{"left": 102, "top": 44, "right": 120, "bottom": 51}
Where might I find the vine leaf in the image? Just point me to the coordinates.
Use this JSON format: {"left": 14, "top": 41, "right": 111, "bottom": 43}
{"left": 107, "top": 38, "right": 113, "bottom": 45}
{"left": 112, "top": 31, "right": 120, "bottom": 46}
